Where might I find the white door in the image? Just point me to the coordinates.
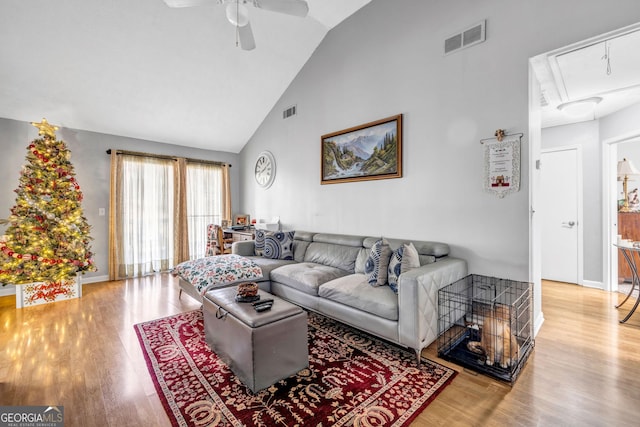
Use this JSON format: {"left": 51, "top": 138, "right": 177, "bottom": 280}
{"left": 541, "top": 148, "right": 581, "bottom": 284}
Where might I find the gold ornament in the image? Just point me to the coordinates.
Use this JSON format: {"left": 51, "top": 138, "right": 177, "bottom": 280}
{"left": 31, "top": 118, "right": 59, "bottom": 138}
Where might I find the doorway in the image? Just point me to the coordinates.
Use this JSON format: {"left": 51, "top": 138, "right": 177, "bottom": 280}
{"left": 530, "top": 22, "right": 640, "bottom": 302}
{"left": 604, "top": 134, "right": 640, "bottom": 292}
{"left": 540, "top": 147, "right": 583, "bottom": 285}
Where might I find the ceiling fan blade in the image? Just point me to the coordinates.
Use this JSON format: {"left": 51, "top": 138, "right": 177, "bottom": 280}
{"left": 253, "top": 0, "right": 309, "bottom": 17}
{"left": 162, "top": 0, "right": 211, "bottom": 7}
{"left": 238, "top": 22, "right": 256, "bottom": 50}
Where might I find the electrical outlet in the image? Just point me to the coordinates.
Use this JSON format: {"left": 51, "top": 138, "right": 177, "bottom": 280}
{"left": 99, "top": 208, "right": 105, "bottom": 216}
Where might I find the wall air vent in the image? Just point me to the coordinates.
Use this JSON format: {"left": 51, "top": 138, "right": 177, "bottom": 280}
{"left": 444, "top": 20, "right": 486, "bottom": 55}
{"left": 283, "top": 104, "right": 297, "bottom": 119}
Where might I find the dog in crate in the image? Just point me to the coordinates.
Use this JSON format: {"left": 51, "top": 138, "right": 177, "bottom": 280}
{"left": 466, "top": 303, "right": 520, "bottom": 369}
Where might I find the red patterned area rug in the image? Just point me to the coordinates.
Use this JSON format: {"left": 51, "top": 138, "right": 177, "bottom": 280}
{"left": 134, "top": 309, "right": 456, "bottom": 426}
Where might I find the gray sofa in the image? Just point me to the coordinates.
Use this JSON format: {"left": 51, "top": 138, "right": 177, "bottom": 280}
{"left": 232, "top": 230, "right": 467, "bottom": 361}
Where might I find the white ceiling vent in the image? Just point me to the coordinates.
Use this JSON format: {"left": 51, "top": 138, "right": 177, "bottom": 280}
{"left": 283, "top": 104, "right": 297, "bottom": 119}
{"left": 444, "top": 20, "right": 486, "bottom": 55}
{"left": 540, "top": 91, "right": 549, "bottom": 107}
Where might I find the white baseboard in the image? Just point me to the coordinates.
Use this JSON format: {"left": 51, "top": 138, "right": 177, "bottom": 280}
{"left": 82, "top": 274, "right": 109, "bottom": 284}
{"left": 0, "top": 286, "right": 15, "bottom": 297}
{"left": 534, "top": 311, "right": 545, "bottom": 337}
{"left": 583, "top": 280, "right": 604, "bottom": 290}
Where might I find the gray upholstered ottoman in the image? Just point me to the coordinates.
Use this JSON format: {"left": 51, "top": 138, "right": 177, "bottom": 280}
{"left": 203, "top": 287, "right": 308, "bottom": 393}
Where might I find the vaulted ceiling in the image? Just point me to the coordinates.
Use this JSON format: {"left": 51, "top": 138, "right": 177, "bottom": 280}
{"left": 0, "top": 0, "right": 370, "bottom": 153}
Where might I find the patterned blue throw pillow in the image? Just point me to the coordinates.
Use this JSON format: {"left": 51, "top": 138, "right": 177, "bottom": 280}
{"left": 388, "top": 242, "right": 421, "bottom": 293}
{"left": 365, "top": 238, "right": 392, "bottom": 286}
{"left": 387, "top": 245, "right": 405, "bottom": 293}
{"left": 263, "top": 231, "right": 295, "bottom": 260}
{"left": 254, "top": 229, "right": 267, "bottom": 256}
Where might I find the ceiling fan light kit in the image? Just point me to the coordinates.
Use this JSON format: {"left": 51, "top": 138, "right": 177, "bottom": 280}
{"left": 556, "top": 96, "right": 602, "bottom": 117}
{"left": 226, "top": 2, "right": 250, "bottom": 27}
{"left": 163, "top": 0, "right": 309, "bottom": 50}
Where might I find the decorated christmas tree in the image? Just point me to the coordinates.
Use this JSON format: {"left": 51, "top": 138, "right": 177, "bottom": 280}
{"left": 0, "top": 119, "right": 96, "bottom": 297}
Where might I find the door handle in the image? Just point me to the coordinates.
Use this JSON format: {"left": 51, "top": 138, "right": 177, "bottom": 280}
{"left": 561, "top": 221, "right": 576, "bottom": 227}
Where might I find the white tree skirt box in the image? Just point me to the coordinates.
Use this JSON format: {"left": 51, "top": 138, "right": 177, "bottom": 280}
{"left": 15, "top": 274, "right": 82, "bottom": 308}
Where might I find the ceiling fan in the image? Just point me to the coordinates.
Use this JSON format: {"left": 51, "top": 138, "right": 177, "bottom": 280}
{"left": 162, "top": 0, "right": 309, "bottom": 50}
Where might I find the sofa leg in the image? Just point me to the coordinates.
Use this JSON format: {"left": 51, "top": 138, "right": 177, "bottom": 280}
{"left": 179, "top": 288, "right": 182, "bottom": 299}
{"left": 415, "top": 349, "right": 422, "bottom": 366}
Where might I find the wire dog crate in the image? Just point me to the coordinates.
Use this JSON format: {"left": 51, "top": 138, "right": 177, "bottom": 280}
{"left": 437, "top": 274, "right": 534, "bottom": 384}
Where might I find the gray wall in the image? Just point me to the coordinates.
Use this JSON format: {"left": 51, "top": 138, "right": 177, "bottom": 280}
{"left": 601, "top": 102, "right": 640, "bottom": 139}
{"left": 238, "top": 0, "right": 640, "bottom": 284}
{"left": 0, "top": 117, "right": 240, "bottom": 286}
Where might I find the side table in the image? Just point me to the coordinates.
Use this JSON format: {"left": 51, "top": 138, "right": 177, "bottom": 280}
{"left": 614, "top": 243, "right": 640, "bottom": 323}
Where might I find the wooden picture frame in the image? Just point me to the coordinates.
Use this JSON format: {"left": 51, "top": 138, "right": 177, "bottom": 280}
{"left": 321, "top": 114, "right": 402, "bottom": 185}
{"left": 233, "top": 214, "right": 250, "bottom": 226}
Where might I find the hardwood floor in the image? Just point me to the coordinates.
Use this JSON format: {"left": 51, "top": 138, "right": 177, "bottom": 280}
{"left": 0, "top": 277, "right": 638, "bottom": 426}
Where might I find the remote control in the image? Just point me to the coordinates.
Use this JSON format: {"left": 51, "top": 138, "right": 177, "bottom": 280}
{"left": 255, "top": 304, "right": 272, "bottom": 312}
{"left": 253, "top": 299, "right": 274, "bottom": 306}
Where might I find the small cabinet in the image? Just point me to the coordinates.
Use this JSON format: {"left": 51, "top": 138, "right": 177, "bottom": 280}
{"left": 232, "top": 230, "right": 255, "bottom": 242}
{"left": 618, "top": 212, "right": 640, "bottom": 282}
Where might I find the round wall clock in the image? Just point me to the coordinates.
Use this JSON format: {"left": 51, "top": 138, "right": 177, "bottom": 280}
{"left": 254, "top": 151, "right": 276, "bottom": 189}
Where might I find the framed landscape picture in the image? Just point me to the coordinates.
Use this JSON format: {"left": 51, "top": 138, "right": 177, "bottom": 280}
{"left": 321, "top": 114, "right": 402, "bottom": 184}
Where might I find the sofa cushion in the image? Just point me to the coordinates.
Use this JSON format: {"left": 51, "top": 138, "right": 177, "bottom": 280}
{"left": 241, "top": 256, "right": 296, "bottom": 281}
{"left": 293, "top": 240, "right": 310, "bottom": 263}
{"left": 312, "top": 233, "right": 364, "bottom": 247}
{"left": 419, "top": 254, "right": 437, "bottom": 265}
{"left": 318, "top": 274, "right": 398, "bottom": 321}
{"left": 293, "top": 230, "right": 315, "bottom": 242}
{"left": 364, "top": 236, "right": 449, "bottom": 261}
{"left": 304, "top": 242, "right": 360, "bottom": 273}
{"left": 388, "top": 242, "right": 421, "bottom": 293}
{"left": 354, "top": 248, "right": 369, "bottom": 274}
{"left": 270, "top": 262, "right": 350, "bottom": 296}
{"left": 365, "top": 238, "right": 392, "bottom": 286}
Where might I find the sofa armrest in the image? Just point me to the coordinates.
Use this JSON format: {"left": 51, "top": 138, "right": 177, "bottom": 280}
{"left": 232, "top": 240, "right": 256, "bottom": 256}
{"left": 396, "top": 257, "right": 467, "bottom": 355}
